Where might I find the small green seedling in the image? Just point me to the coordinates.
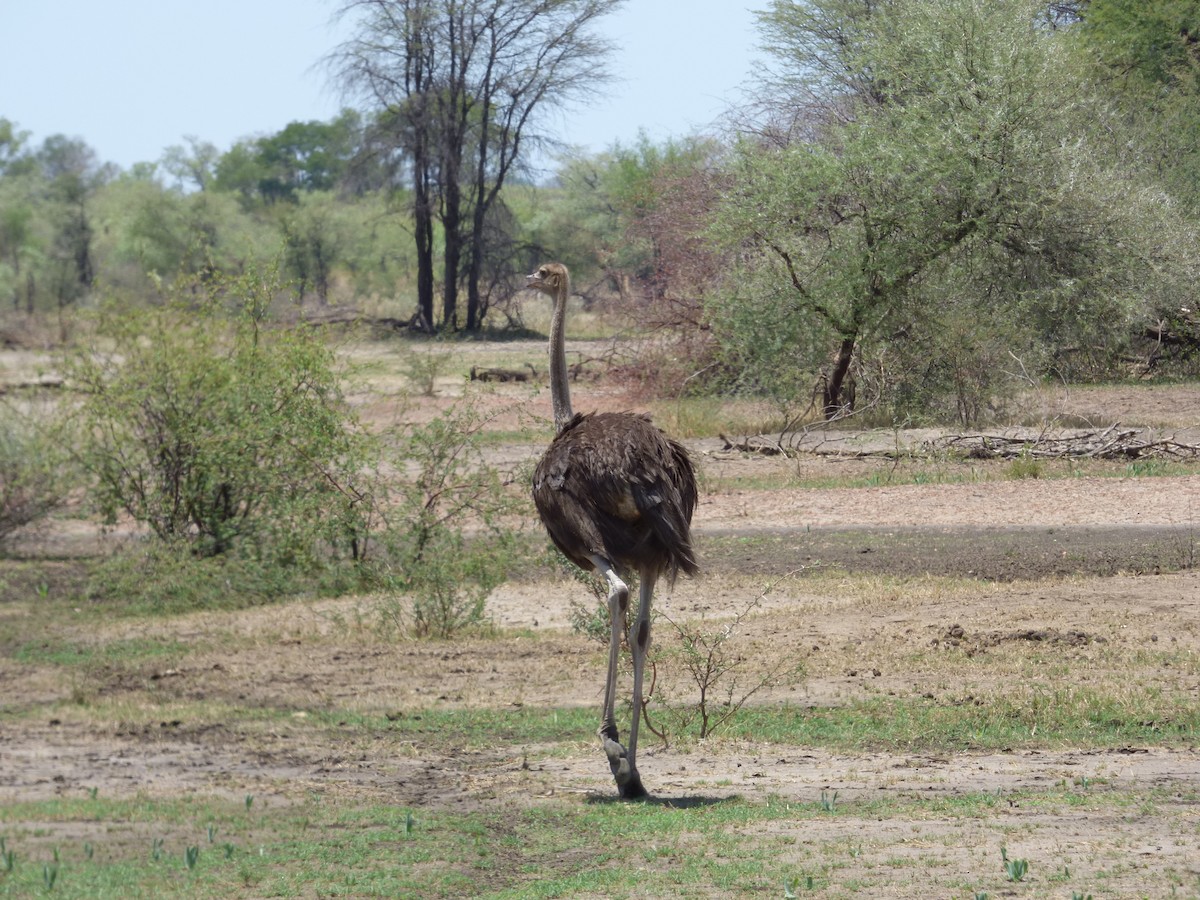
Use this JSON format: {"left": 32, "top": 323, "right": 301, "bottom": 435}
{"left": 151, "top": 838, "right": 164, "bottom": 862}
{"left": 223, "top": 843, "right": 236, "bottom": 860}
{"left": 207, "top": 824, "right": 217, "bottom": 843}
{"left": 245, "top": 795, "right": 254, "bottom": 811}
{"left": 784, "top": 874, "right": 816, "bottom": 897}
{"left": 83, "top": 842, "right": 93, "bottom": 861}
{"left": 819, "top": 790, "right": 838, "bottom": 812}
{"left": 1004, "top": 857, "right": 1029, "bottom": 882}
{"left": 405, "top": 810, "right": 415, "bottom": 837}
{"left": 185, "top": 845, "right": 199, "bottom": 871}
{"left": 42, "top": 862, "right": 58, "bottom": 890}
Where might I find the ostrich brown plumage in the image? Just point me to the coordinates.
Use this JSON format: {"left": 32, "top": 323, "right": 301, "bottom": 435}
{"left": 528, "top": 262, "right": 698, "bottom": 800}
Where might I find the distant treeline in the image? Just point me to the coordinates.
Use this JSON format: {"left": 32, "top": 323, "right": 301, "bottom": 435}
{"left": 2, "top": 0, "right": 1199, "bottom": 423}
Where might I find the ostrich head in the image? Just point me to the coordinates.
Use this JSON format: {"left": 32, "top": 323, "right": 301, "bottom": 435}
{"left": 527, "top": 262, "right": 569, "bottom": 298}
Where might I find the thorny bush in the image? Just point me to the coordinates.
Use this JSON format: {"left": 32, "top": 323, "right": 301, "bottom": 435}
{"left": 60, "top": 270, "right": 374, "bottom": 567}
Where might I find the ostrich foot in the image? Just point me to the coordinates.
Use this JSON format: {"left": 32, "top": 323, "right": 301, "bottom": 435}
{"left": 601, "top": 736, "right": 649, "bottom": 800}
{"left": 618, "top": 773, "right": 649, "bottom": 800}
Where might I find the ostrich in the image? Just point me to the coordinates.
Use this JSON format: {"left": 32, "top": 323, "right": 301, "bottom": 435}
{"left": 527, "top": 262, "right": 698, "bottom": 800}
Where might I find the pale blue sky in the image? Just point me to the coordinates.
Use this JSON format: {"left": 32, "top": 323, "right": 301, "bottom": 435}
{"left": 0, "top": 1, "right": 762, "bottom": 172}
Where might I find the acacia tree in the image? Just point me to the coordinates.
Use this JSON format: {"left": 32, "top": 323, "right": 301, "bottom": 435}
{"left": 280, "top": 194, "right": 349, "bottom": 305}
{"left": 330, "top": 0, "right": 622, "bottom": 331}
{"left": 0, "top": 134, "right": 113, "bottom": 320}
{"left": 1078, "top": 0, "right": 1200, "bottom": 86}
{"left": 713, "top": 0, "right": 1195, "bottom": 422}
{"left": 1070, "top": 0, "right": 1200, "bottom": 212}
{"left": 161, "top": 136, "right": 221, "bottom": 192}
{"left": 0, "top": 187, "right": 36, "bottom": 312}
{"left": 551, "top": 135, "right": 724, "bottom": 300}
{"left": 459, "top": 0, "right": 620, "bottom": 329}
{"left": 1065, "top": 0, "right": 1200, "bottom": 366}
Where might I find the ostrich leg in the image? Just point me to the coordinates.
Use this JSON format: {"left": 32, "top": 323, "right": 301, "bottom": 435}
{"left": 622, "top": 570, "right": 656, "bottom": 800}
{"left": 591, "top": 556, "right": 642, "bottom": 796}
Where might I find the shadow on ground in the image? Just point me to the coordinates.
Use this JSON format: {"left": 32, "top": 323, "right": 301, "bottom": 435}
{"left": 701, "top": 524, "right": 1196, "bottom": 581}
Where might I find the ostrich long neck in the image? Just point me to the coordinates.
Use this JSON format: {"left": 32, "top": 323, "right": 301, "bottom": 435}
{"left": 549, "top": 279, "right": 574, "bottom": 432}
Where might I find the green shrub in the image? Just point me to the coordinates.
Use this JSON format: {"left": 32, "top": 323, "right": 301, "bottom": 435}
{"left": 60, "top": 269, "right": 376, "bottom": 567}
{"left": 0, "top": 402, "right": 67, "bottom": 552}
{"left": 370, "top": 396, "right": 525, "bottom": 638}
{"left": 1007, "top": 449, "right": 1044, "bottom": 480}
{"left": 401, "top": 342, "right": 451, "bottom": 397}
{"left": 57, "top": 271, "right": 526, "bottom": 627}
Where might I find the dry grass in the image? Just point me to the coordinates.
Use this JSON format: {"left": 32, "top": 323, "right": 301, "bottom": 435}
{"left": 4, "top": 336, "right": 1200, "bottom": 897}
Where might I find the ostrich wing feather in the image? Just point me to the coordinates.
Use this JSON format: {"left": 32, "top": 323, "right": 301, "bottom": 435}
{"left": 533, "top": 412, "right": 698, "bottom": 580}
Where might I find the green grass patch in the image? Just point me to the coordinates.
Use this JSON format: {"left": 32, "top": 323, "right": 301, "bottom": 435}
{"left": 701, "top": 453, "right": 1200, "bottom": 495}
{"left": 0, "top": 783, "right": 1187, "bottom": 899}
{"left": 13, "top": 636, "right": 190, "bottom": 669}
{"left": 727, "top": 687, "right": 1200, "bottom": 752}
{"left": 269, "top": 683, "right": 1200, "bottom": 755}
{"left": 9, "top": 674, "right": 1190, "bottom": 758}
{"left": 289, "top": 686, "right": 1200, "bottom": 761}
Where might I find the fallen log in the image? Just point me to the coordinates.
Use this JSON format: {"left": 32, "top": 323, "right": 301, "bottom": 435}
{"left": 719, "top": 434, "right": 787, "bottom": 456}
{"left": 469, "top": 364, "right": 539, "bottom": 383}
{"left": 940, "top": 425, "right": 1200, "bottom": 460}
{"left": 720, "top": 425, "right": 1200, "bottom": 461}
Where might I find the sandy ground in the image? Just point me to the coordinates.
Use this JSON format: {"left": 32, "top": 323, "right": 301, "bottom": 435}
{"left": 2, "top": 371, "right": 1200, "bottom": 897}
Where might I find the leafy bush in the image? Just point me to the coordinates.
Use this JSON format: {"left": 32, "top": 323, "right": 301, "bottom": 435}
{"left": 371, "top": 396, "right": 525, "bottom": 638}
{"left": 57, "top": 270, "right": 526, "bottom": 630}
{"left": 0, "top": 402, "right": 66, "bottom": 552}
{"left": 401, "top": 341, "right": 452, "bottom": 397}
{"left": 60, "top": 270, "right": 375, "bottom": 567}
{"left": 866, "top": 303, "right": 1025, "bottom": 427}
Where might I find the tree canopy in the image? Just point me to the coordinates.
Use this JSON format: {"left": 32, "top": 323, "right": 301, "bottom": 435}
{"left": 707, "top": 0, "right": 1199, "bottom": 422}
{"left": 1, "top": 0, "right": 1199, "bottom": 419}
